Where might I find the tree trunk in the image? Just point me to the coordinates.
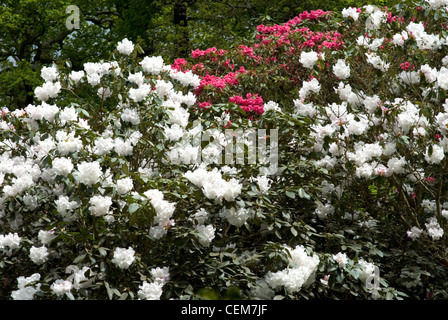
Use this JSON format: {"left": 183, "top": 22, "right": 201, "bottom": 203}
{"left": 173, "top": 0, "right": 193, "bottom": 58}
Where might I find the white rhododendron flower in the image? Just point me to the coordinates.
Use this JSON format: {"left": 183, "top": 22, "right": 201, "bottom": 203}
{"left": 117, "top": 38, "right": 135, "bottom": 55}
{"left": 111, "top": 247, "right": 136, "bottom": 269}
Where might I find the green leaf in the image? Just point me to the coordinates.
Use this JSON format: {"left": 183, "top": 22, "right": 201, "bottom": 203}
{"left": 128, "top": 203, "right": 141, "bottom": 214}
{"left": 73, "top": 254, "right": 86, "bottom": 264}
{"left": 104, "top": 281, "right": 113, "bottom": 300}
{"left": 285, "top": 191, "right": 295, "bottom": 199}
{"left": 98, "top": 247, "right": 108, "bottom": 257}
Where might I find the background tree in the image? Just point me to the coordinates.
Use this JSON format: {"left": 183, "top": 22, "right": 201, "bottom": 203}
{"left": 0, "top": 0, "right": 405, "bottom": 109}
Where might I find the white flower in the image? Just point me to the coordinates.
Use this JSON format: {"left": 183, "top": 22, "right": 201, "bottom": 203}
{"left": 65, "top": 265, "right": 91, "bottom": 289}
{"left": 115, "top": 177, "right": 134, "bottom": 195}
{"left": 192, "top": 208, "right": 209, "bottom": 225}
{"left": 34, "top": 81, "right": 61, "bottom": 101}
{"left": 93, "top": 137, "right": 115, "bottom": 156}
{"left": 300, "top": 51, "right": 319, "bottom": 69}
{"left": 114, "top": 138, "right": 133, "bottom": 156}
{"left": 128, "top": 71, "right": 145, "bottom": 87}
{"left": 89, "top": 195, "right": 112, "bottom": 216}
{"left": 366, "top": 9, "right": 387, "bottom": 29}
{"left": 97, "top": 87, "right": 113, "bottom": 99}
{"left": 407, "top": 226, "right": 423, "bottom": 240}
{"left": 363, "top": 95, "right": 381, "bottom": 114}
{"left": 294, "top": 100, "right": 316, "bottom": 117}
{"left": 11, "top": 274, "right": 41, "bottom": 300}
{"left": 69, "top": 70, "right": 85, "bottom": 84}
{"left": 358, "top": 259, "right": 376, "bottom": 282}
{"left": 425, "top": 144, "right": 445, "bottom": 164}
{"left": 342, "top": 7, "right": 359, "bottom": 21}
{"left": 265, "top": 245, "right": 320, "bottom": 293}
{"left": 52, "top": 157, "right": 74, "bottom": 176}
{"left": 196, "top": 224, "right": 216, "bottom": 247}
{"left": 155, "top": 80, "right": 174, "bottom": 97}
{"left": 333, "top": 252, "right": 348, "bottom": 268}
{"left": 263, "top": 100, "right": 281, "bottom": 112}
{"left": 59, "top": 106, "right": 78, "bottom": 124}
{"left": 56, "top": 131, "right": 83, "bottom": 155}
{"left": 219, "top": 207, "right": 250, "bottom": 227}
{"left": 138, "top": 281, "right": 163, "bottom": 300}
{"left": 314, "top": 201, "right": 334, "bottom": 219}
{"left": 398, "top": 71, "right": 420, "bottom": 85}
{"left": 254, "top": 175, "right": 272, "bottom": 193}
{"left": 151, "top": 267, "right": 170, "bottom": 285}
{"left": 425, "top": 217, "right": 444, "bottom": 240}
{"left": 164, "top": 124, "right": 184, "bottom": 141}
{"left": 392, "top": 31, "right": 408, "bottom": 46}
{"left": 41, "top": 66, "right": 59, "bottom": 82}
{"left": 386, "top": 157, "right": 406, "bottom": 176}
{"left": 140, "top": 56, "right": 165, "bottom": 75}
{"left": 38, "top": 230, "right": 56, "bottom": 245}
{"left": 29, "top": 246, "right": 49, "bottom": 265}
{"left": 299, "top": 78, "right": 321, "bottom": 100}
{"left": 365, "top": 52, "right": 390, "bottom": 72}
{"left": 55, "top": 195, "right": 79, "bottom": 220}
{"left": 51, "top": 279, "right": 72, "bottom": 296}
{"left": 74, "top": 161, "right": 103, "bottom": 186}
{"left": 121, "top": 108, "right": 140, "bottom": 125}
{"left": 117, "top": 38, "right": 135, "bottom": 55}
{"left": 112, "top": 247, "right": 136, "bottom": 269}
{"left": 420, "top": 64, "right": 437, "bottom": 83}
{"left": 170, "top": 69, "right": 201, "bottom": 88}
{"left": 0, "top": 232, "right": 21, "bottom": 250}
{"left": 333, "top": 59, "right": 351, "bottom": 79}
{"left": 129, "top": 84, "right": 151, "bottom": 102}
{"left": 437, "top": 67, "right": 448, "bottom": 90}
{"left": 426, "top": 0, "right": 448, "bottom": 9}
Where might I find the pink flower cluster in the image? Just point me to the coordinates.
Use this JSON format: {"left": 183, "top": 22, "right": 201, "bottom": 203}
{"left": 171, "top": 58, "right": 188, "bottom": 72}
{"left": 229, "top": 93, "right": 264, "bottom": 115}
{"left": 191, "top": 47, "right": 226, "bottom": 59}
{"left": 194, "top": 67, "right": 246, "bottom": 95}
{"left": 256, "top": 9, "right": 331, "bottom": 35}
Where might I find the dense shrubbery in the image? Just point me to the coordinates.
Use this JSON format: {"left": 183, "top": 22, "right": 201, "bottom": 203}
{"left": 2, "top": 0, "right": 448, "bottom": 300}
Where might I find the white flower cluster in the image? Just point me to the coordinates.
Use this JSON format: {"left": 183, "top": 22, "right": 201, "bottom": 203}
{"left": 169, "top": 69, "right": 201, "bottom": 89}
{"left": 34, "top": 66, "right": 61, "bottom": 101}
{"left": 191, "top": 208, "right": 216, "bottom": 247}
{"left": 426, "top": 0, "right": 448, "bottom": 9}
{"left": 89, "top": 195, "right": 113, "bottom": 217}
{"left": 365, "top": 52, "right": 390, "bottom": 72}
{"left": 29, "top": 245, "right": 49, "bottom": 265}
{"left": 333, "top": 59, "right": 351, "bottom": 79}
{"left": 0, "top": 232, "right": 21, "bottom": 250}
{"left": 74, "top": 161, "right": 103, "bottom": 186}
{"left": 117, "top": 38, "right": 135, "bottom": 56}
{"left": 342, "top": 7, "right": 359, "bottom": 21}
{"left": 219, "top": 206, "right": 252, "bottom": 227}
{"left": 138, "top": 267, "right": 170, "bottom": 300}
{"left": 300, "top": 51, "right": 324, "bottom": 69}
{"left": 264, "top": 245, "right": 320, "bottom": 293}
{"left": 299, "top": 78, "right": 321, "bottom": 100}
{"left": 143, "top": 189, "right": 176, "bottom": 239}
{"left": 111, "top": 246, "right": 136, "bottom": 269}
{"left": 11, "top": 273, "right": 41, "bottom": 300}
{"left": 425, "top": 217, "right": 444, "bottom": 240}
{"left": 184, "top": 166, "right": 242, "bottom": 203}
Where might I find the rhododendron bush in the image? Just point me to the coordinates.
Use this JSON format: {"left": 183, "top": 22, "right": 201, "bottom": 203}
{"left": 3, "top": 0, "right": 448, "bottom": 300}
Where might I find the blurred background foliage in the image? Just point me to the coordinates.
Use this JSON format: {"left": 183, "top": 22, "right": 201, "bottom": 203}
{"left": 0, "top": 0, "right": 408, "bottom": 109}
